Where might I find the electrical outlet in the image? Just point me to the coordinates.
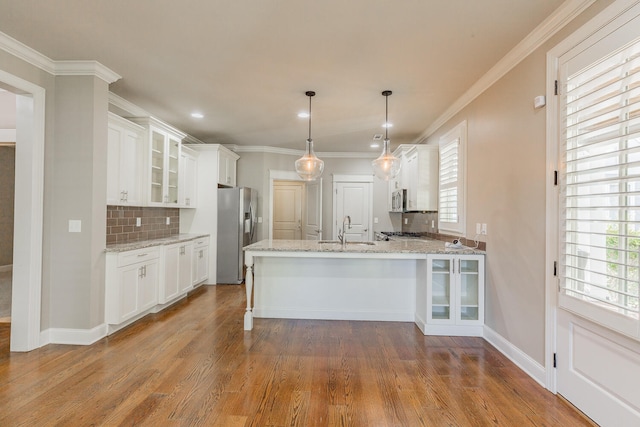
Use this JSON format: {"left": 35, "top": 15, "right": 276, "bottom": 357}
{"left": 404, "top": 218, "right": 408, "bottom": 225}
{"left": 481, "top": 223, "right": 487, "bottom": 235}
{"left": 374, "top": 217, "right": 379, "bottom": 224}
{"left": 68, "top": 220, "right": 81, "bottom": 233}
{"left": 431, "top": 220, "right": 435, "bottom": 228}
{"left": 166, "top": 217, "right": 170, "bottom": 225}
{"left": 136, "top": 217, "right": 141, "bottom": 227}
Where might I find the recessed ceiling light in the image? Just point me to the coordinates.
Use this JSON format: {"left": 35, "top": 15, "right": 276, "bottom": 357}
{"left": 297, "top": 112, "right": 310, "bottom": 118}
{"left": 370, "top": 142, "right": 380, "bottom": 148}
{"left": 382, "top": 122, "right": 393, "bottom": 128}
{"left": 191, "top": 112, "right": 204, "bottom": 119}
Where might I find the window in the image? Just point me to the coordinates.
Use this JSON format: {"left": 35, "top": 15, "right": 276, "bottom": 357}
{"left": 438, "top": 121, "right": 466, "bottom": 235}
{"left": 560, "top": 34, "right": 640, "bottom": 327}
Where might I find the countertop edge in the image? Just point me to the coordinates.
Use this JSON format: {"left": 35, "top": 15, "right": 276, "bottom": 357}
{"left": 105, "top": 233, "right": 210, "bottom": 253}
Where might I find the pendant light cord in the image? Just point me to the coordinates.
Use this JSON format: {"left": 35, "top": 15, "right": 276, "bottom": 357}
{"left": 308, "top": 94, "right": 312, "bottom": 141}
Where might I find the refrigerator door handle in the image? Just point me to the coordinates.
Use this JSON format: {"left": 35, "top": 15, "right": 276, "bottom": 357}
{"left": 248, "top": 203, "right": 256, "bottom": 242}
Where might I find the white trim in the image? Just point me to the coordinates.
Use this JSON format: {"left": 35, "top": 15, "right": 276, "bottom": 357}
{"left": 331, "top": 174, "right": 374, "bottom": 183}
{"left": 0, "top": 31, "right": 120, "bottom": 83}
{"left": 0, "top": 70, "right": 45, "bottom": 352}
{"left": 0, "top": 31, "right": 56, "bottom": 74}
{"left": 484, "top": 325, "right": 547, "bottom": 387}
{"left": 544, "top": 0, "right": 640, "bottom": 394}
{"left": 54, "top": 60, "right": 120, "bottom": 84}
{"left": 230, "top": 144, "right": 378, "bottom": 158}
{"left": 43, "top": 324, "right": 108, "bottom": 346}
{"left": 415, "top": 0, "right": 596, "bottom": 142}
{"left": 108, "top": 91, "right": 150, "bottom": 117}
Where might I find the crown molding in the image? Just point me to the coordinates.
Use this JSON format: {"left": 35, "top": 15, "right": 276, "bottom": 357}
{"left": 0, "top": 31, "right": 55, "bottom": 74}
{"left": 229, "top": 144, "right": 377, "bottom": 158}
{"left": 416, "top": 0, "right": 597, "bottom": 141}
{"left": 108, "top": 92, "right": 149, "bottom": 117}
{"left": 0, "top": 31, "right": 120, "bottom": 83}
{"left": 55, "top": 60, "right": 120, "bottom": 83}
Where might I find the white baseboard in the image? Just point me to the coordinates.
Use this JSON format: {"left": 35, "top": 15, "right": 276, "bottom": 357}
{"left": 483, "top": 325, "right": 546, "bottom": 387}
{"left": 255, "top": 308, "right": 414, "bottom": 322}
{"left": 0, "top": 264, "right": 12, "bottom": 273}
{"left": 42, "top": 323, "right": 108, "bottom": 346}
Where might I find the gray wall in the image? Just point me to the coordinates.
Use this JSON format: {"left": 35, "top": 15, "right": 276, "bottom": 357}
{"left": 423, "top": 0, "right": 614, "bottom": 365}
{"left": 0, "top": 48, "right": 109, "bottom": 332}
{"left": 235, "top": 151, "right": 399, "bottom": 241}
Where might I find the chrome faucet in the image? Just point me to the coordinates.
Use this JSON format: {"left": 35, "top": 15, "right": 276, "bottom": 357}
{"left": 338, "top": 215, "right": 351, "bottom": 247}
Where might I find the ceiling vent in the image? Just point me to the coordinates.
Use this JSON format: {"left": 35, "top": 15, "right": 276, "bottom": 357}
{"left": 373, "top": 134, "right": 383, "bottom": 140}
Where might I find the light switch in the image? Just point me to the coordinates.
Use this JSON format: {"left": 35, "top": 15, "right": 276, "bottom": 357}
{"left": 404, "top": 218, "right": 408, "bottom": 225}
{"left": 257, "top": 217, "right": 263, "bottom": 224}
{"left": 166, "top": 217, "right": 170, "bottom": 225}
{"left": 374, "top": 217, "right": 379, "bottom": 224}
{"left": 481, "top": 223, "right": 487, "bottom": 235}
{"left": 476, "top": 223, "right": 481, "bottom": 234}
{"left": 68, "top": 220, "right": 81, "bottom": 233}
{"left": 136, "top": 217, "right": 141, "bottom": 227}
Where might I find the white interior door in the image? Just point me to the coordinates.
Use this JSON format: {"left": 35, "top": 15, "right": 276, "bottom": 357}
{"left": 272, "top": 182, "right": 302, "bottom": 240}
{"left": 303, "top": 179, "right": 322, "bottom": 240}
{"left": 333, "top": 179, "right": 372, "bottom": 241}
{"left": 551, "top": 4, "right": 640, "bottom": 425}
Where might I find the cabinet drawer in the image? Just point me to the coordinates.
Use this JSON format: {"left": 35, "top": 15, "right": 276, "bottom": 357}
{"left": 193, "top": 237, "right": 209, "bottom": 249}
{"left": 117, "top": 247, "right": 161, "bottom": 267}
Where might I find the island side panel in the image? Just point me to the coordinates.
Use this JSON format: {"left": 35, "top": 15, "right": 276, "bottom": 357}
{"left": 244, "top": 251, "right": 254, "bottom": 330}
{"left": 253, "top": 256, "right": 417, "bottom": 322}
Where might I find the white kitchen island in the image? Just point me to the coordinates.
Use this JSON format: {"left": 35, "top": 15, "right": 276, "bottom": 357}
{"left": 243, "top": 239, "right": 485, "bottom": 336}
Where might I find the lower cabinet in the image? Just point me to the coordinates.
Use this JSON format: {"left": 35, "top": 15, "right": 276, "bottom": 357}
{"left": 192, "top": 237, "right": 209, "bottom": 286}
{"left": 160, "top": 241, "right": 194, "bottom": 303}
{"left": 105, "top": 247, "right": 160, "bottom": 325}
{"left": 423, "top": 254, "right": 485, "bottom": 336}
{"left": 105, "top": 235, "right": 209, "bottom": 330}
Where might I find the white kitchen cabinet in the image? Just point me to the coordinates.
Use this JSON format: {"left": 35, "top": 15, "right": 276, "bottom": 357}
{"left": 107, "top": 113, "right": 144, "bottom": 206}
{"left": 192, "top": 237, "right": 209, "bottom": 286}
{"left": 179, "top": 146, "right": 198, "bottom": 208}
{"left": 405, "top": 145, "right": 439, "bottom": 211}
{"left": 424, "top": 254, "right": 484, "bottom": 336}
{"left": 105, "top": 247, "right": 160, "bottom": 325}
{"left": 217, "top": 146, "right": 239, "bottom": 187}
{"left": 160, "top": 241, "right": 194, "bottom": 303}
{"left": 130, "top": 117, "right": 186, "bottom": 206}
{"left": 389, "top": 144, "right": 438, "bottom": 212}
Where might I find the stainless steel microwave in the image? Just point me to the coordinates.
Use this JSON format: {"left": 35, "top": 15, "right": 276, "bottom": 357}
{"left": 390, "top": 189, "right": 407, "bottom": 212}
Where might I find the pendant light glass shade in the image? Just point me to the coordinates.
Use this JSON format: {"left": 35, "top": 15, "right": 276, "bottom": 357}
{"left": 372, "top": 138, "right": 401, "bottom": 180}
{"left": 372, "top": 90, "right": 401, "bottom": 181}
{"left": 295, "top": 91, "right": 324, "bottom": 181}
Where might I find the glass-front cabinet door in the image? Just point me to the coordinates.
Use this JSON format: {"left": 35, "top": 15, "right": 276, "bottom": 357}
{"left": 167, "top": 136, "right": 180, "bottom": 205}
{"left": 427, "top": 255, "right": 454, "bottom": 323}
{"left": 150, "top": 129, "right": 165, "bottom": 205}
{"left": 427, "top": 254, "right": 484, "bottom": 326}
{"left": 458, "top": 257, "right": 482, "bottom": 323}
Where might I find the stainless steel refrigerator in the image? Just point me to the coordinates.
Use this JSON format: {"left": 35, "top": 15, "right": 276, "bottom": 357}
{"left": 216, "top": 187, "right": 258, "bottom": 284}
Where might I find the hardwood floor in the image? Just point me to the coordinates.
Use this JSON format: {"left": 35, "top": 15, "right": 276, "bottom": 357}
{"left": 0, "top": 285, "right": 592, "bottom": 426}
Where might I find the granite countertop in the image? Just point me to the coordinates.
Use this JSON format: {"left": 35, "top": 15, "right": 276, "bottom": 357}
{"left": 105, "top": 233, "right": 210, "bottom": 253}
{"left": 243, "top": 238, "right": 485, "bottom": 255}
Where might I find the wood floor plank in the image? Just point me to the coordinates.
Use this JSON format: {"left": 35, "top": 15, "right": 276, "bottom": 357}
{"left": 0, "top": 285, "right": 594, "bottom": 426}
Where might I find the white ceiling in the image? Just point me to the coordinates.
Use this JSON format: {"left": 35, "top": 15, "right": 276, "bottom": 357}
{"left": 0, "top": 0, "right": 566, "bottom": 152}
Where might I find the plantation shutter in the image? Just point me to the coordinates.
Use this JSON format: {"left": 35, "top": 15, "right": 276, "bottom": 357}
{"left": 439, "top": 138, "right": 459, "bottom": 226}
{"left": 559, "top": 32, "right": 640, "bottom": 337}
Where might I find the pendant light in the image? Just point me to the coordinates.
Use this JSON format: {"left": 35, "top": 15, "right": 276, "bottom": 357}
{"left": 295, "top": 91, "right": 324, "bottom": 181}
{"left": 372, "top": 90, "right": 401, "bottom": 181}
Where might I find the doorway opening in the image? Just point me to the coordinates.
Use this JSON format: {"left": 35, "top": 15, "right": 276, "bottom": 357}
{"left": 0, "top": 69, "right": 45, "bottom": 352}
{"left": 268, "top": 170, "right": 322, "bottom": 241}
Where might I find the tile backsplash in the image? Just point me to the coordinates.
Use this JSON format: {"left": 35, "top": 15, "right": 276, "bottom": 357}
{"left": 106, "top": 206, "right": 180, "bottom": 244}
{"left": 401, "top": 211, "right": 486, "bottom": 251}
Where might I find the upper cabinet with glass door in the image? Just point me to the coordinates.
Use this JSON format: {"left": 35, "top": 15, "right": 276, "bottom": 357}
{"left": 130, "top": 117, "right": 186, "bottom": 207}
